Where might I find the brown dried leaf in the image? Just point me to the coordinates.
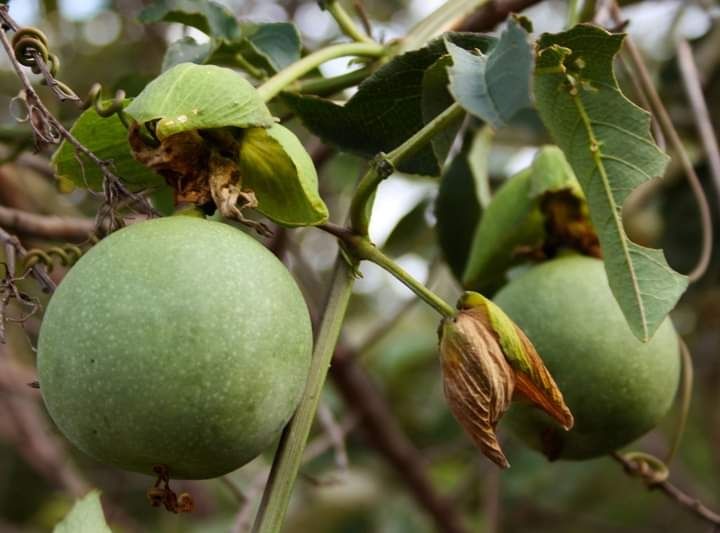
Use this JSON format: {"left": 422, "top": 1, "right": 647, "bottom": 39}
{"left": 439, "top": 310, "right": 516, "bottom": 468}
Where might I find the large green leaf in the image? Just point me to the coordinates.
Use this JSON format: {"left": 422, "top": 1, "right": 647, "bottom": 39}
{"left": 238, "top": 124, "right": 328, "bottom": 226}
{"left": 462, "top": 146, "right": 586, "bottom": 294}
{"left": 447, "top": 17, "right": 534, "bottom": 129}
{"left": 284, "top": 33, "right": 494, "bottom": 176}
{"left": 125, "top": 63, "right": 273, "bottom": 140}
{"left": 54, "top": 490, "right": 112, "bottom": 533}
{"left": 141, "top": 1, "right": 301, "bottom": 75}
{"left": 52, "top": 107, "right": 164, "bottom": 192}
{"left": 534, "top": 25, "right": 687, "bottom": 341}
{"left": 435, "top": 134, "right": 483, "bottom": 280}
{"left": 421, "top": 55, "right": 463, "bottom": 167}
{"left": 139, "top": 0, "right": 237, "bottom": 39}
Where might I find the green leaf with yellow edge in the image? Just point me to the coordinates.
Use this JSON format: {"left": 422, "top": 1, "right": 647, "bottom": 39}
{"left": 53, "top": 490, "right": 112, "bottom": 533}
{"left": 534, "top": 25, "right": 687, "bottom": 341}
{"left": 125, "top": 63, "right": 273, "bottom": 140}
{"left": 458, "top": 291, "right": 574, "bottom": 430}
{"left": 51, "top": 107, "right": 165, "bottom": 192}
{"left": 462, "top": 146, "right": 590, "bottom": 294}
{"left": 238, "top": 124, "right": 328, "bottom": 226}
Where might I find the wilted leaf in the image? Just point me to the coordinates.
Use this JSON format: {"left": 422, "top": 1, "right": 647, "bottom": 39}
{"left": 53, "top": 490, "right": 112, "bottom": 533}
{"left": 447, "top": 17, "right": 534, "bottom": 129}
{"left": 458, "top": 292, "right": 573, "bottom": 430}
{"left": 238, "top": 124, "right": 328, "bottom": 226}
{"left": 534, "top": 24, "right": 687, "bottom": 341}
{"left": 52, "top": 107, "right": 165, "bottom": 192}
{"left": 284, "top": 33, "right": 494, "bottom": 176}
{"left": 125, "top": 63, "right": 273, "bottom": 140}
{"left": 439, "top": 308, "right": 515, "bottom": 468}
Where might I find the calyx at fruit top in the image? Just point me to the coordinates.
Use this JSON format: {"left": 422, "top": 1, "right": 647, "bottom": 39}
{"left": 438, "top": 291, "right": 573, "bottom": 468}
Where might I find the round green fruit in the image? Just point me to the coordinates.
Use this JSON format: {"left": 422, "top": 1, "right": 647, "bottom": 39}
{"left": 494, "top": 255, "right": 680, "bottom": 460}
{"left": 37, "top": 217, "right": 312, "bottom": 479}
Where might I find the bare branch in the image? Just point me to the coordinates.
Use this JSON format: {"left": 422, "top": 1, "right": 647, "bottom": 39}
{"left": 0, "top": 206, "right": 94, "bottom": 242}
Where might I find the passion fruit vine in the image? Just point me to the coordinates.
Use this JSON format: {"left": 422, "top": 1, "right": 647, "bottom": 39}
{"left": 494, "top": 255, "right": 680, "bottom": 460}
{"left": 37, "top": 216, "right": 312, "bottom": 479}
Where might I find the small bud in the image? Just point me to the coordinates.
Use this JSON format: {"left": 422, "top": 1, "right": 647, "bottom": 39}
{"left": 439, "top": 310, "right": 515, "bottom": 468}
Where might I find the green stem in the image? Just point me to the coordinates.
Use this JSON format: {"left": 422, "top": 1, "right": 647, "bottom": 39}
{"left": 298, "top": 65, "right": 375, "bottom": 96}
{"left": 256, "top": 42, "right": 386, "bottom": 102}
{"left": 350, "top": 101, "right": 466, "bottom": 236}
{"left": 566, "top": 0, "right": 580, "bottom": 28}
{"left": 346, "top": 233, "right": 456, "bottom": 318}
{"left": 252, "top": 260, "right": 356, "bottom": 533}
{"left": 325, "top": 0, "right": 375, "bottom": 44}
{"left": 234, "top": 53, "right": 266, "bottom": 80}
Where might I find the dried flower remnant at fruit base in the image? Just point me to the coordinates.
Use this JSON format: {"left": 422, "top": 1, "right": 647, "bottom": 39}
{"left": 439, "top": 292, "right": 573, "bottom": 467}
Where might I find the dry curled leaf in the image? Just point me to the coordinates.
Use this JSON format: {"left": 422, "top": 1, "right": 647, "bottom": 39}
{"left": 439, "top": 309, "right": 515, "bottom": 468}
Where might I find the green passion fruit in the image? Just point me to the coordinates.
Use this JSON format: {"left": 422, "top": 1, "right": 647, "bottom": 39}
{"left": 37, "top": 217, "right": 312, "bottom": 479}
{"left": 494, "top": 255, "right": 680, "bottom": 460}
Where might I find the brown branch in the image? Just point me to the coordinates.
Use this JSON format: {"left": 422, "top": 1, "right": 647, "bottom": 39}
{"left": 609, "top": 3, "right": 713, "bottom": 283}
{"left": 611, "top": 452, "right": 720, "bottom": 527}
{"left": 452, "top": 0, "right": 544, "bottom": 32}
{"left": 676, "top": 38, "right": 720, "bottom": 211}
{"left": 0, "top": 206, "right": 94, "bottom": 242}
{"left": 331, "top": 347, "right": 470, "bottom": 533}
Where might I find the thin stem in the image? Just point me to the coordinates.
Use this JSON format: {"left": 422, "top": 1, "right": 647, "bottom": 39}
{"left": 566, "top": 0, "right": 580, "bottom": 28}
{"left": 325, "top": 0, "right": 375, "bottom": 44}
{"left": 252, "top": 260, "right": 356, "bottom": 533}
{"left": 256, "top": 41, "right": 385, "bottom": 102}
{"left": 609, "top": 3, "right": 713, "bottom": 283}
{"left": 611, "top": 452, "right": 720, "bottom": 527}
{"left": 350, "top": 102, "right": 466, "bottom": 236}
{"left": 666, "top": 339, "right": 693, "bottom": 465}
{"left": 349, "top": 235, "right": 456, "bottom": 318}
{"left": 298, "top": 65, "right": 375, "bottom": 96}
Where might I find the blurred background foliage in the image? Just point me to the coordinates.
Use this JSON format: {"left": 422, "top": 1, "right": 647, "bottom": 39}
{"left": 0, "top": 0, "right": 719, "bottom": 532}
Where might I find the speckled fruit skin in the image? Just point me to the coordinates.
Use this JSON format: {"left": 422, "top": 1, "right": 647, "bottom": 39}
{"left": 37, "top": 217, "right": 312, "bottom": 479}
{"left": 494, "top": 255, "right": 680, "bottom": 460}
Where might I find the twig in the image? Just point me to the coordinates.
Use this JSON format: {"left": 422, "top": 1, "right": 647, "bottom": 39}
{"left": 330, "top": 346, "right": 469, "bottom": 533}
{"left": 609, "top": 3, "right": 713, "bottom": 283}
{"left": 316, "top": 402, "right": 349, "bottom": 469}
{"left": 676, "top": 38, "right": 720, "bottom": 211}
{"left": 0, "top": 225, "right": 54, "bottom": 292}
{"left": 611, "top": 452, "right": 720, "bottom": 527}
{"left": 0, "top": 7, "right": 157, "bottom": 228}
{"left": 0, "top": 206, "right": 94, "bottom": 242}
{"left": 452, "top": 0, "right": 544, "bottom": 32}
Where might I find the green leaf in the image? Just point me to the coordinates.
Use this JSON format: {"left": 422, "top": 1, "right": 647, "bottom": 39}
{"left": 238, "top": 124, "right": 328, "bottom": 226}
{"left": 447, "top": 17, "right": 534, "bottom": 129}
{"left": 236, "top": 22, "right": 301, "bottom": 73}
{"left": 284, "top": 33, "right": 494, "bottom": 176}
{"left": 162, "top": 36, "right": 213, "bottom": 71}
{"left": 435, "top": 129, "right": 488, "bottom": 280}
{"left": 51, "top": 107, "right": 165, "bottom": 192}
{"left": 534, "top": 24, "right": 687, "bottom": 341}
{"left": 383, "top": 198, "right": 433, "bottom": 257}
{"left": 53, "top": 490, "right": 112, "bottom": 533}
{"left": 421, "top": 56, "right": 462, "bottom": 166}
{"left": 462, "top": 146, "right": 585, "bottom": 294}
{"left": 139, "top": 0, "right": 238, "bottom": 40}
{"left": 125, "top": 63, "right": 273, "bottom": 140}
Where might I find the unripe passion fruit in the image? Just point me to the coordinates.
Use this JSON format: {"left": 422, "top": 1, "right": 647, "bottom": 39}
{"left": 494, "top": 255, "right": 680, "bottom": 460}
{"left": 37, "top": 217, "right": 312, "bottom": 479}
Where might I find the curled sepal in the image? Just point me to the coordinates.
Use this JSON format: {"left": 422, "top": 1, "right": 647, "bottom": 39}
{"left": 125, "top": 63, "right": 273, "bottom": 140}
{"left": 237, "top": 124, "right": 329, "bottom": 226}
{"left": 439, "top": 309, "right": 516, "bottom": 468}
{"left": 459, "top": 292, "right": 574, "bottom": 430}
